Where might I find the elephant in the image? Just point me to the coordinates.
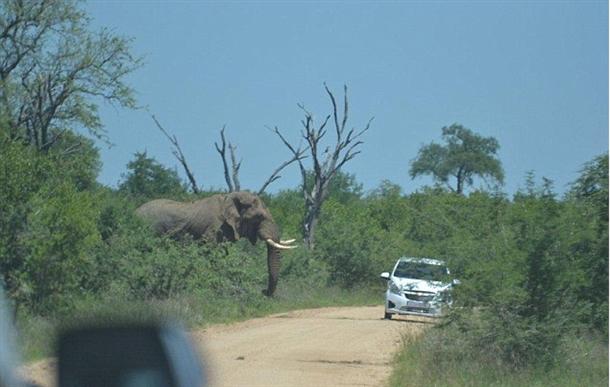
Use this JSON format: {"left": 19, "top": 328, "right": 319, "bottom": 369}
{"left": 135, "top": 191, "right": 296, "bottom": 297}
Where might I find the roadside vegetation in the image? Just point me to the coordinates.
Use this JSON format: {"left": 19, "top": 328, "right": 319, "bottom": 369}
{"left": 389, "top": 330, "right": 608, "bottom": 387}
{"left": 388, "top": 154, "right": 609, "bottom": 386}
{"left": 0, "top": 1, "right": 607, "bottom": 385}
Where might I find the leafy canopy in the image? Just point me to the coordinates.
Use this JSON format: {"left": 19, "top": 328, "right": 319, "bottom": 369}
{"left": 0, "top": 0, "right": 141, "bottom": 151}
{"left": 410, "top": 124, "right": 504, "bottom": 194}
{"left": 0, "top": 136, "right": 102, "bottom": 312}
{"left": 119, "top": 151, "right": 185, "bottom": 200}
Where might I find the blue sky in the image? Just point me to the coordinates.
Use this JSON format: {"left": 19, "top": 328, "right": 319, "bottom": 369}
{"left": 86, "top": 1, "right": 608, "bottom": 196}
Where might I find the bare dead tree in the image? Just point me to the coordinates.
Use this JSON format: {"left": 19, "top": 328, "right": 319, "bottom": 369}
{"left": 229, "top": 143, "right": 241, "bottom": 191}
{"left": 215, "top": 126, "right": 307, "bottom": 194}
{"left": 273, "top": 84, "right": 373, "bottom": 249}
{"left": 257, "top": 140, "right": 307, "bottom": 196}
{"left": 214, "top": 126, "right": 241, "bottom": 192}
{"left": 151, "top": 114, "right": 200, "bottom": 194}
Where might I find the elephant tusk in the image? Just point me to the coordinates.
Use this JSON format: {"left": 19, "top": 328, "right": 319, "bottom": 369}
{"left": 266, "top": 239, "right": 298, "bottom": 250}
{"left": 280, "top": 238, "right": 296, "bottom": 244}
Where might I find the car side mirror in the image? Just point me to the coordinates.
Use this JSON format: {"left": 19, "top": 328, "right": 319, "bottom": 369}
{"left": 380, "top": 272, "right": 390, "bottom": 280}
{"left": 57, "top": 322, "right": 206, "bottom": 387}
{"left": 452, "top": 279, "right": 461, "bottom": 286}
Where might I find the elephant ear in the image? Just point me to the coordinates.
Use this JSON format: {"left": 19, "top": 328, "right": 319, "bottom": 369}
{"left": 222, "top": 196, "right": 241, "bottom": 242}
{"left": 228, "top": 192, "right": 260, "bottom": 245}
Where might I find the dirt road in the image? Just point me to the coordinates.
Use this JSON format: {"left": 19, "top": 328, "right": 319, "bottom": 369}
{"left": 21, "top": 306, "right": 431, "bottom": 387}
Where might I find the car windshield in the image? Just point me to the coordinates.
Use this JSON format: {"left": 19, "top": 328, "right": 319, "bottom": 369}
{"left": 393, "top": 261, "right": 448, "bottom": 281}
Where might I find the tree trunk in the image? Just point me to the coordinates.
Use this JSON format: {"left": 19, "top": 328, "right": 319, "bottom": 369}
{"left": 303, "top": 200, "right": 322, "bottom": 250}
{"left": 456, "top": 168, "right": 464, "bottom": 195}
{"left": 303, "top": 173, "right": 332, "bottom": 250}
{"left": 272, "top": 84, "right": 372, "bottom": 251}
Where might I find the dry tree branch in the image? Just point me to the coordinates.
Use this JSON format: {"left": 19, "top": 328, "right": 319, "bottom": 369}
{"left": 214, "top": 126, "right": 234, "bottom": 192}
{"left": 258, "top": 139, "right": 307, "bottom": 196}
{"left": 229, "top": 143, "right": 242, "bottom": 191}
{"left": 151, "top": 114, "right": 200, "bottom": 194}
{"left": 213, "top": 125, "right": 306, "bottom": 195}
{"left": 330, "top": 116, "right": 373, "bottom": 176}
{"left": 272, "top": 84, "right": 373, "bottom": 249}
{"left": 214, "top": 127, "right": 242, "bottom": 192}
{"left": 270, "top": 126, "right": 311, "bottom": 200}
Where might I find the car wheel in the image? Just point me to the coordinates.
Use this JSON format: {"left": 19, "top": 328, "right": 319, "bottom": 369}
{"left": 384, "top": 312, "right": 392, "bottom": 320}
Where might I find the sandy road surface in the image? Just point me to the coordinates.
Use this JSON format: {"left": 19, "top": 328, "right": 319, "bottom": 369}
{"left": 21, "top": 306, "right": 431, "bottom": 387}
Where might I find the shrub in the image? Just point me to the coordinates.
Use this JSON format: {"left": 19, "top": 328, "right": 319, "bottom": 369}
{"left": 92, "top": 222, "right": 269, "bottom": 300}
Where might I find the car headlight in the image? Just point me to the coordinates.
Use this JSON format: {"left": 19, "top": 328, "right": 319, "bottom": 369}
{"left": 389, "top": 281, "right": 402, "bottom": 295}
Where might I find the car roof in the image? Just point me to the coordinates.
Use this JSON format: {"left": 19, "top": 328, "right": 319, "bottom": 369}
{"left": 397, "top": 256, "right": 446, "bottom": 266}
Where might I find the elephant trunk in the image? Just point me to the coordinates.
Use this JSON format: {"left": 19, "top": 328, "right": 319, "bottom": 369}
{"left": 263, "top": 244, "right": 281, "bottom": 297}
{"left": 259, "top": 220, "right": 282, "bottom": 297}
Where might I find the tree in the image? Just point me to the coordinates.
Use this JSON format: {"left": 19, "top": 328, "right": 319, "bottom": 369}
{"left": 274, "top": 84, "right": 373, "bottom": 249}
{"left": 512, "top": 177, "right": 562, "bottom": 320}
{"left": 214, "top": 126, "right": 242, "bottom": 192}
{"left": 152, "top": 115, "right": 200, "bottom": 194}
{"left": 119, "top": 151, "right": 185, "bottom": 200}
{"left": 567, "top": 153, "right": 608, "bottom": 330}
{"left": 24, "top": 181, "right": 101, "bottom": 312}
{"left": 214, "top": 126, "right": 308, "bottom": 195}
{"left": 0, "top": 0, "right": 141, "bottom": 152}
{"left": 569, "top": 153, "right": 608, "bottom": 218}
{"left": 0, "top": 135, "right": 102, "bottom": 312}
{"left": 304, "top": 170, "right": 363, "bottom": 204}
{"left": 46, "top": 131, "right": 102, "bottom": 190}
{"left": 410, "top": 124, "right": 504, "bottom": 194}
{"left": 153, "top": 116, "right": 306, "bottom": 195}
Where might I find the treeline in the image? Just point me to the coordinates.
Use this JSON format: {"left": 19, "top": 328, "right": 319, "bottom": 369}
{"left": 387, "top": 160, "right": 609, "bottom": 384}
{"left": 0, "top": 1, "right": 607, "bottom": 380}
{"left": 2, "top": 134, "right": 607, "bottom": 336}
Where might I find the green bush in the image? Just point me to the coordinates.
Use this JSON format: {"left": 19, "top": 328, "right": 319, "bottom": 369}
{"left": 23, "top": 182, "right": 101, "bottom": 312}
{"left": 0, "top": 139, "right": 103, "bottom": 313}
{"left": 389, "top": 327, "right": 608, "bottom": 387}
{"left": 315, "top": 199, "right": 380, "bottom": 286}
{"left": 118, "top": 151, "right": 187, "bottom": 202}
{"left": 3, "top": 129, "right": 607, "bottom": 387}
{"left": 91, "top": 221, "right": 270, "bottom": 300}
{"left": 388, "top": 164, "right": 608, "bottom": 386}
{"left": 436, "top": 306, "right": 564, "bottom": 369}
{"left": 280, "top": 247, "right": 330, "bottom": 288}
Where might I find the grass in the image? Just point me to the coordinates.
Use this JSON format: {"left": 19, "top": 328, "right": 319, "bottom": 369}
{"left": 16, "top": 281, "right": 609, "bottom": 387}
{"left": 16, "top": 280, "right": 383, "bottom": 362}
{"left": 388, "top": 329, "right": 609, "bottom": 387}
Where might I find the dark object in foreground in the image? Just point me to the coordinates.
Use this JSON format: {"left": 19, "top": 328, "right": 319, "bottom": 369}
{"left": 57, "top": 323, "right": 205, "bottom": 387}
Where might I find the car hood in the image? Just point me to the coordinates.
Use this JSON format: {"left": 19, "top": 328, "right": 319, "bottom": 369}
{"left": 393, "top": 278, "right": 451, "bottom": 293}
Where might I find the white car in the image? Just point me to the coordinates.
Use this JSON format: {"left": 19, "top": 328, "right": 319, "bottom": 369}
{"left": 380, "top": 257, "right": 458, "bottom": 319}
